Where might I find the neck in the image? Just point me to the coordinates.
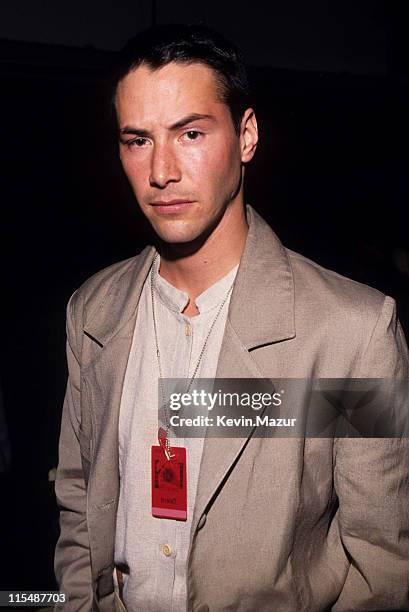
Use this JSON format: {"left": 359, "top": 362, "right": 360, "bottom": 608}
{"left": 157, "top": 201, "right": 248, "bottom": 311}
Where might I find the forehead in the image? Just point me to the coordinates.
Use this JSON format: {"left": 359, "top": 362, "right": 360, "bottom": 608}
{"left": 115, "top": 62, "right": 227, "bottom": 126}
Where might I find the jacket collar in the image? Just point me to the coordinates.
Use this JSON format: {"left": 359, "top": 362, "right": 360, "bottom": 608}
{"left": 83, "top": 204, "right": 296, "bottom": 350}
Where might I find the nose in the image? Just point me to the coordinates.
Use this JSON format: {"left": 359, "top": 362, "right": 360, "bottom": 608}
{"left": 149, "top": 141, "right": 181, "bottom": 188}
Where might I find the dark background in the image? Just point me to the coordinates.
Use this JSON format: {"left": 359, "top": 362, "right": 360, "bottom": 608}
{"left": 0, "top": 0, "right": 408, "bottom": 594}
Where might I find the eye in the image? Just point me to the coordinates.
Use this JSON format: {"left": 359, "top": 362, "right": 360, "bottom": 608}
{"left": 183, "top": 130, "right": 202, "bottom": 141}
{"left": 128, "top": 137, "right": 148, "bottom": 148}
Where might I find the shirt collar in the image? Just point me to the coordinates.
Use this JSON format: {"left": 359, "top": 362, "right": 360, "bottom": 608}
{"left": 152, "top": 254, "right": 238, "bottom": 315}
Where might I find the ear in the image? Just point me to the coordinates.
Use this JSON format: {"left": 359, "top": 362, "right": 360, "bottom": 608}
{"left": 240, "top": 108, "right": 258, "bottom": 163}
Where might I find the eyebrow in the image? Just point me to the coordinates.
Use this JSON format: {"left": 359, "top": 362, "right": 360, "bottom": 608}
{"left": 118, "top": 113, "right": 216, "bottom": 141}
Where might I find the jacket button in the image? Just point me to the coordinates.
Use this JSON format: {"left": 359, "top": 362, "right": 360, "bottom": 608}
{"left": 194, "top": 605, "right": 209, "bottom": 612}
{"left": 197, "top": 514, "right": 207, "bottom": 530}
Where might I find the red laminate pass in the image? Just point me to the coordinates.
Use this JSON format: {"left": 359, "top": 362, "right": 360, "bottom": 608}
{"left": 151, "top": 445, "right": 187, "bottom": 520}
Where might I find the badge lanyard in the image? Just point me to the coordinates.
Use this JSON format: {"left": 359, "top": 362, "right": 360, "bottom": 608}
{"left": 150, "top": 253, "right": 234, "bottom": 520}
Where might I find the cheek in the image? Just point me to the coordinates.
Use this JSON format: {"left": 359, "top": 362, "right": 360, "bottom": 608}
{"left": 183, "top": 140, "right": 239, "bottom": 188}
{"left": 120, "top": 153, "right": 149, "bottom": 189}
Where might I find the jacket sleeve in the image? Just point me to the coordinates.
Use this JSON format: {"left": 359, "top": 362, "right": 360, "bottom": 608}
{"left": 332, "top": 296, "right": 409, "bottom": 611}
{"left": 54, "top": 291, "right": 93, "bottom": 611}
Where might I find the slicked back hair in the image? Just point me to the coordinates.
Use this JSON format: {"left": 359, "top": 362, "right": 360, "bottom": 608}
{"left": 112, "top": 24, "right": 251, "bottom": 135}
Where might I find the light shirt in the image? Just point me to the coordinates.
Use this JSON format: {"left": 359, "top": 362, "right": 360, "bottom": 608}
{"left": 114, "top": 255, "right": 238, "bottom": 611}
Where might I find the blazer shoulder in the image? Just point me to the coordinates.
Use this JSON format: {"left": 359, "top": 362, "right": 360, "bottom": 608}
{"left": 67, "top": 245, "right": 152, "bottom": 327}
{"left": 284, "top": 249, "right": 408, "bottom": 375}
{"left": 286, "top": 247, "right": 387, "bottom": 317}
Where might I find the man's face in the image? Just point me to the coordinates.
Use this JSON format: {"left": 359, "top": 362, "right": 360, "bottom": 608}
{"left": 115, "top": 61, "right": 255, "bottom": 245}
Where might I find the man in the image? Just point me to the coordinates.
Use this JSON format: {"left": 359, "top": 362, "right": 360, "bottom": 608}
{"left": 54, "top": 24, "right": 409, "bottom": 612}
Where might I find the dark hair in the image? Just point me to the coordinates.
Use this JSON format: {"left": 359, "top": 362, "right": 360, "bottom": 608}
{"left": 112, "top": 23, "right": 251, "bottom": 135}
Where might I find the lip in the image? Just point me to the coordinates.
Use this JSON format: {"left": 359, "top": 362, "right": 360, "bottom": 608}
{"left": 150, "top": 200, "right": 195, "bottom": 213}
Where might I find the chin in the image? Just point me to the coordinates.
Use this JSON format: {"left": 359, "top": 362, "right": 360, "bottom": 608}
{"left": 153, "top": 220, "right": 206, "bottom": 245}
{"left": 157, "top": 230, "right": 201, "bottom": 245}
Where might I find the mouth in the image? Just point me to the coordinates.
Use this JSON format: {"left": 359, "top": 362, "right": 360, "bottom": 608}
{"left": 150, "top": 200, "right": 195, "bottom": 214}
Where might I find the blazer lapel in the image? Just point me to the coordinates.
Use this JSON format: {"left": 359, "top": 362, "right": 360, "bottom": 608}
{"left": 192, "top": 205, "right": 296, "bottom": 533}
{"left": 81, "top": 246, "right": 156, "bottom": 510}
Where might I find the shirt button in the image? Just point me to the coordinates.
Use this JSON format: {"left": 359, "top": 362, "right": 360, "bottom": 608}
{"left": 162, "top": 543, "right": 172, "bottom": 557}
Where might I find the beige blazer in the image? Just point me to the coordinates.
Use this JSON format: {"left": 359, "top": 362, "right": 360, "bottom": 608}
{"left": 54, "top": 205, "right": 409, "bottom": 611}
